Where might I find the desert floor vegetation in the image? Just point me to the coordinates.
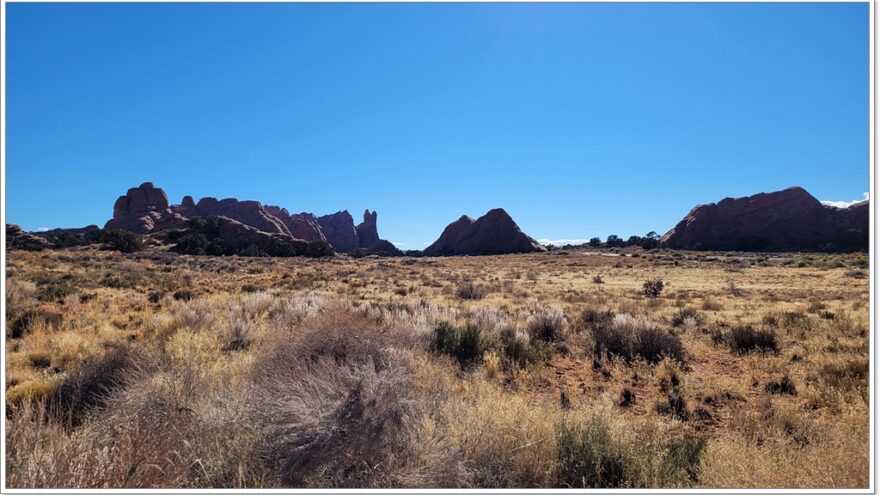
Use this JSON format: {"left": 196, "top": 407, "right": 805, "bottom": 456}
{"left": 4, "top": 247, "right": 870, "bottom": 488}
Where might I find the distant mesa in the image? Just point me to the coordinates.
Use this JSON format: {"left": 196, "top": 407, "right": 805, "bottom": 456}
{"left": 423, "top": 208, "right": 547, "bottom": 256}
{"left": 99, "top": 182, "right": 397, "bottom": 256}
{"left": 661, "top": 186, "right": 869, "bottom": 252}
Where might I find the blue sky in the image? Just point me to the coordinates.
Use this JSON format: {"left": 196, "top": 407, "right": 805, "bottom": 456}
{"left": 6, "top": 3, "right": 869, "bottom": 247}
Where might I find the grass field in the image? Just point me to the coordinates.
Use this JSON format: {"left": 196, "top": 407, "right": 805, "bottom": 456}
{"left": 4, "top": 247, "right": 870, "bottom": 488}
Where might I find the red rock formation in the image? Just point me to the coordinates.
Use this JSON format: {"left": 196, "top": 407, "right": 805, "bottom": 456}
{"left": 356, "top": 210, "right": 380, "bottom": 249}
{"left": 209, "top": 216, "right": 313, "bottom": 256}
{"left": 661, "top": 187, "right": 869, "bottom": 252}
{"left": 264, "top": 205, "right": 327, "bottom": 243}
{"left": 104, "top": 182, "right": 186, "bottom": 234}
{"left": 423, "top": 208, "right": 547, "bottom": 256}
{"left": 187, "top": 197, "right": 292, "bottom": 237}
{"left": 317, "top": 211, "right": 360, "bottom": 253}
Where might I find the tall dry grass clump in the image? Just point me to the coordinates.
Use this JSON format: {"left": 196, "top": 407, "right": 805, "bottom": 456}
{"left": 248, "top": 306, "right": 468, "bottom": 488}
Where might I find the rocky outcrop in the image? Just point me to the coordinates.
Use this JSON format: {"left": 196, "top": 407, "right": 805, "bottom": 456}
{"left": 317, "top": 211, "right": 360, "bottom": 253}
{"left": 35, "top": 225, "right": 103, "bottom": 248}
{"left": 356, "top": 210, "right": 380, "bottom": 248}
{"left": 105, "top": 182, "right": 187, "bottom": 234}
{"left": 170, "top": 216, "right": 332, "bottom": 257}
{"left": 100, "top": 183, "right": 396, "bottom": 256}
{"left": 264, "top": 206, "right": 327, "bottom": 243}
{"left": 661, "top": 187, "right": 869, "bottom": 252}
{"left": 185, "top": 198, "right": 292, "bottom": 237}
{"left": 423, "top": 208, "right": 547, "bottom": 256}
{"left": 353, "top": 239, "right": 403, "bottom": 257}
{"left": 209, "top": 217, "right": 311, "bottom": 256}
{"left": 316, "top": 209, "right": 394, "bottom": 253}
{"left": 6, "top": 224, "right": 51, "bottom": 251}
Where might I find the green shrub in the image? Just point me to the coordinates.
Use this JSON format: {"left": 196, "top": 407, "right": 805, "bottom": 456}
{"left": 173, "top": 289, "right": 195, "bottom": 301}
{"left": 557, "top": 417, "right": 625, "bottom": 488}
{"left": 36, "top": 282, "right": 76, "bottom": 302}
{"left": 456, "top": 282, "right": 486, "bottom": 300}
{"left": 432, "top": 322, "right": 483, "bottom": 369}
{"left": 671, "top": 308, "right": 702, "bottom": 328}
{"left": 593, "top": 315, "right": 685, "bottom": 364}
{"left": 765, "top": 375, "right": 797, "bottom": 395}
{"left": 556, "top": 415, "right": 707, "bottom": 488}
{"left": 497, "top": 328, "right": 550, "bottom": 368}
{"left": 100, "top": 229, "right": 143, "bottom": 253}
{"left": 728, "top": 326, "right": 779, "bottom": 355}
{"left": 642, "top": 279, "right": 664, "bottom": 298}
{"left": 527, "top": 309, "right": 567, "bottom": 343}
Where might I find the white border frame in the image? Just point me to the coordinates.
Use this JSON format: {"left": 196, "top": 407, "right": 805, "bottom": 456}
{"left": 0, "top": 1, "right": 874, "bottom": 493}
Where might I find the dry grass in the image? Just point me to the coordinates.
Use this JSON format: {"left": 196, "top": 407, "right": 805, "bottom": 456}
{"left": 4, "top": 247, "right": 870, "bottom": 488}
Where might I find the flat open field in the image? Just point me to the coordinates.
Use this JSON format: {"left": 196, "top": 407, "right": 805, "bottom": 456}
{"left": 4, "top": 247, "right": 870, "bottom": 488}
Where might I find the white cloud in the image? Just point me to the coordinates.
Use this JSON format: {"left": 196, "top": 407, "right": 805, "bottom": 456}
{"left": 536, "top": 238, "right": 591, "bottom": 246}
{"left": 35, "top": 227, "right": 50, "bottom": 232}
{"left": 821, "top": 192, "right": 868, "bottom": 209}
{"left": 391, "top": 241, "right": 406, "bottom": 247}
{"left": 423, "top": 241, "right": 431, "bottom": 246}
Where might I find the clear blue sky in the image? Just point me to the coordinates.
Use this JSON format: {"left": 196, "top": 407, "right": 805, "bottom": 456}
{"left": 6, "top": 3, "right": 869, "bottom": 247}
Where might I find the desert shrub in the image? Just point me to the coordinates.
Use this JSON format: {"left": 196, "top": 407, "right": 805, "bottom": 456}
{"left": 100, "top": 229, "right": 143, "bottom": 253}
{"left": 175, "top": 299, "right": 216, "bottom": 331}
{"left": 765, "top": 376, "right": 797, "bottom": 395}
{"left": 7, "top": 362, "right": 223, "bottom": 489}
{"left": 655, "top": 392, "right": 689, "bottom": 420}
{"left": 238, "top": 244, "right": 268, "bottom": 257}
{"left": 456, "top": 282, "right": 486, "bottom": 300}
{"left": 727, "top": 326, "right": 779, "bottom": 355}
{"left": 433, "top": 322, "right": 484, "bottom": 369}
{"left": 700, "top": 299, "right": 723, "bottom": 312}
{"left": 36, "top": 281, "right": 77, "bottom": 302}
{"left": 806, "top": 301, "right": 826, "bottom": 313}
{"left": 557, "top": 416, "right": 626, "bottom": 488}
{"left": 497, "top": 327, "right": 549, "bottom": 368}
{"left": 593, "top": 314, "right": 685, "bottom": 364}
{"left": 819, "top": 359, "right": 868, "bottom": 401}
{"left": 592, "top": 275, "right": 605, "bottom": 284}
{"left": 619, "top": 389, "right": 636, "bottom": 407}
{"left": 174, "top": 232, "right": 224, "bottom": 256}
{"left": 483, "top": 351, "right": 500, "bottom": 378}
{"left": 556, "top": 414, "right": 707, "bottom": 488}
{"left": 250, "top": 310, "right": 466, "bottom": 487}
{"left": 148, "top": 291, "right": 165, "bottom": 304}
{"left": 9, "top": 308, "right": 63, "bottom": 339}
{"left": 223, "top": 313, "right": 254, "bottom": 352}
{"left": 642, "top": 279, "right": 664, "bottom": 298}
{"left": 527, "top": 308, "right": 567, "bottom": 342}
{"left": 173, "top": 289, "right": 195, "bottom": 301}
{"left": 664, "top": 435, "right": 708, "bottom": 483}
{"left": 581, "top": 308, "right": 614, "bottom": 330}
{"left": 781, "top": 311, "right": 811, "bottom": 330}
{"left": 100, "top": 271, "right": 141, "bottom": 289}
{"left": 48, "top": 343, "right": 137, "bottom": 426}
{"left": 671, "top": 308, "right": 703, "bottom": 328}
